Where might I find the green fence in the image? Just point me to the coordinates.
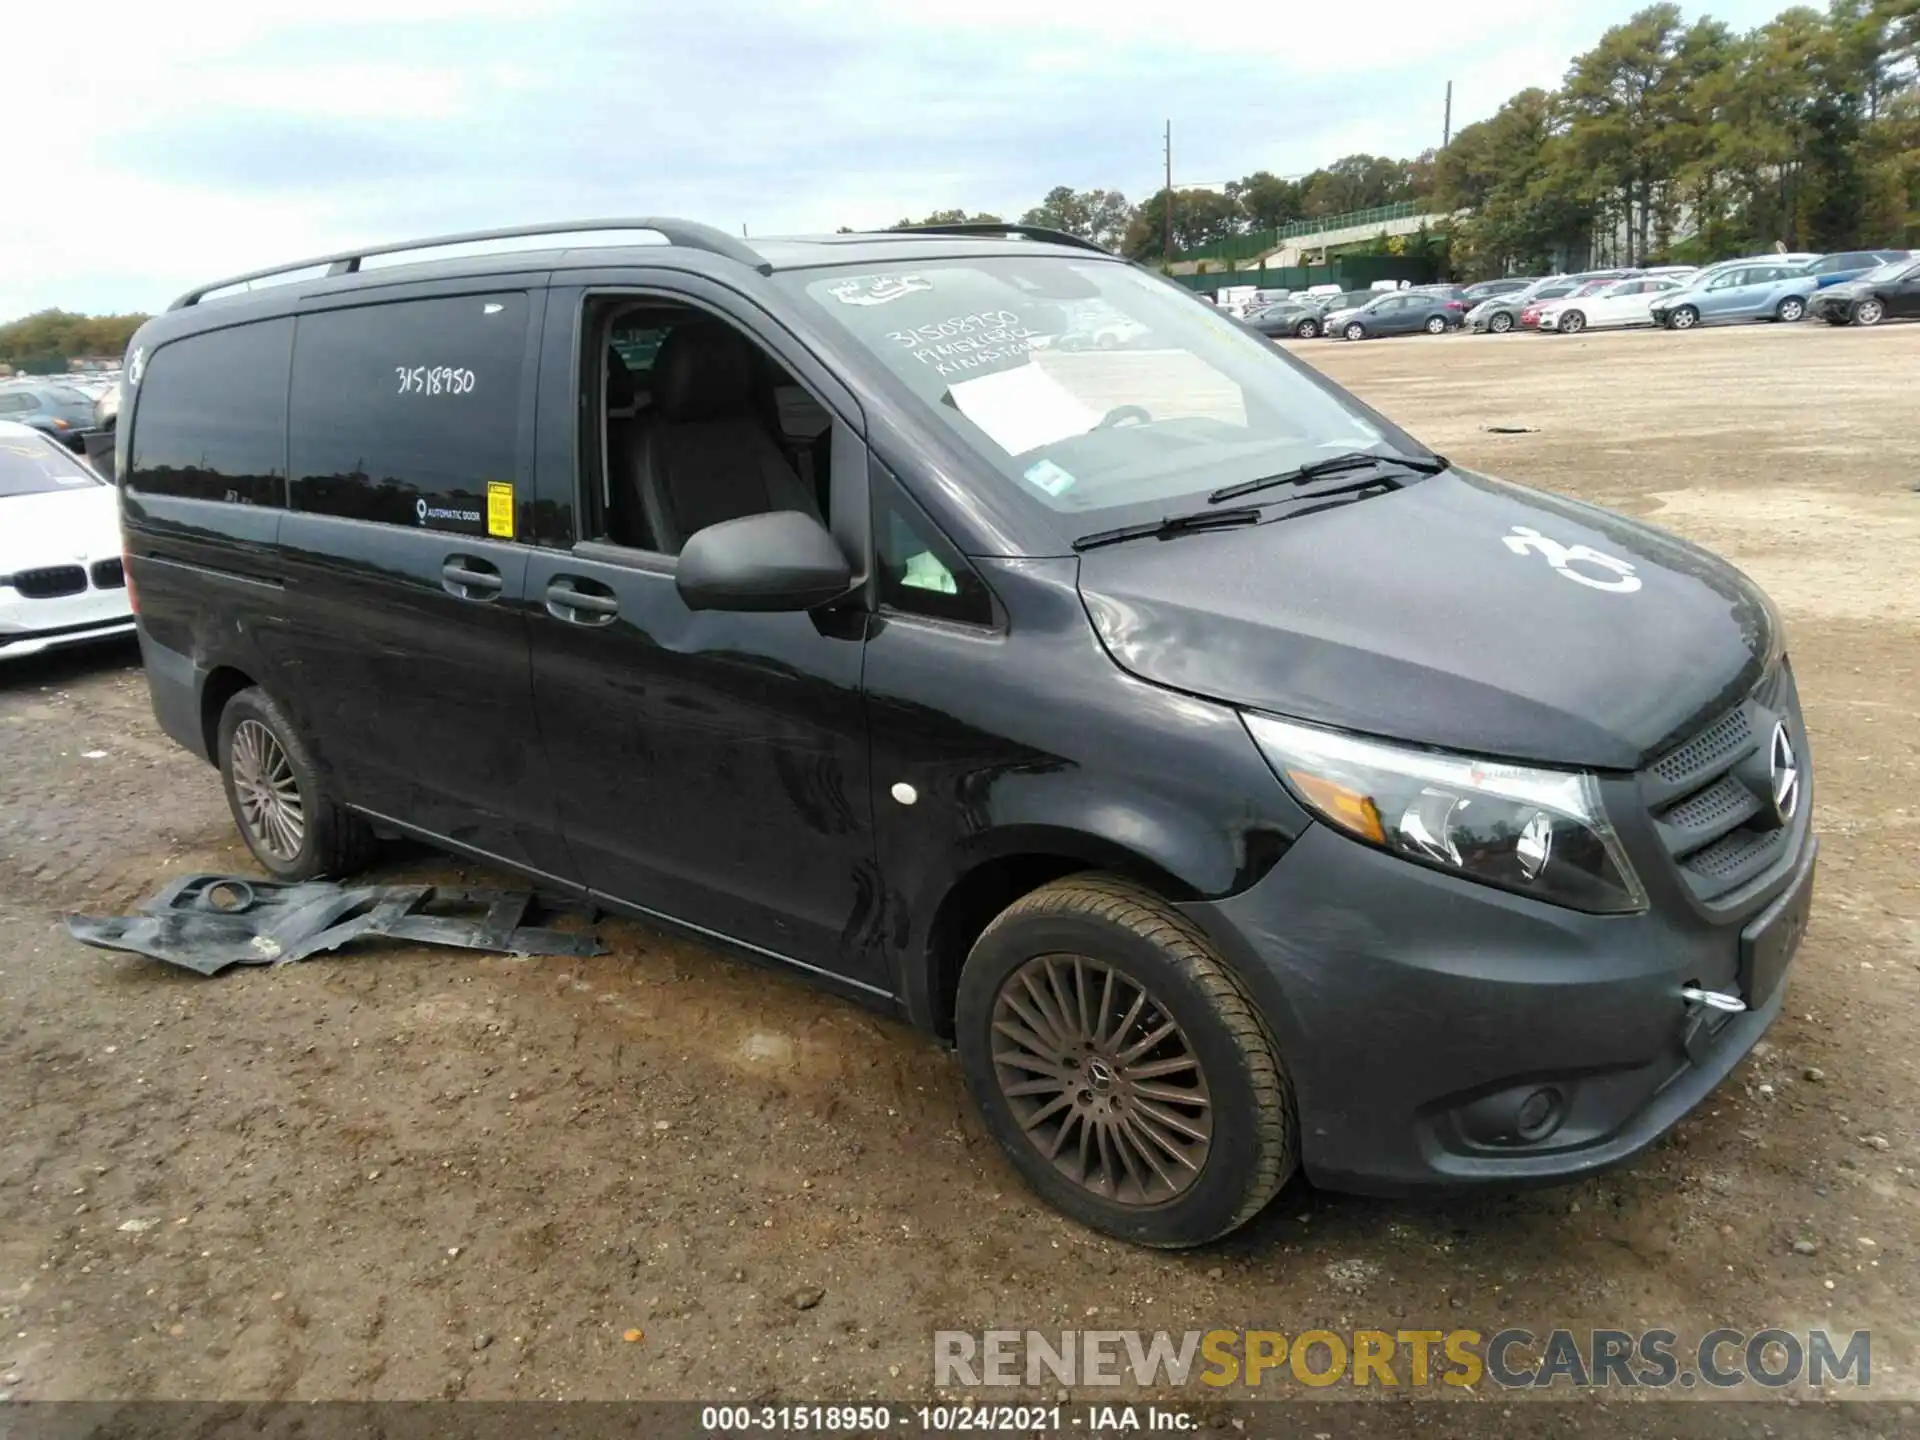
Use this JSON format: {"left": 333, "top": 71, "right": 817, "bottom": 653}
{"left": 1175, "top": 201, "right": 1428, "bottom": 267}
{"left": 1169, "top": 254, "right": 1437, "bottom": 297}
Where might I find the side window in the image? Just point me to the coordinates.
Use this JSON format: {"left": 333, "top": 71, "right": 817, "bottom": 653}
{"left": 0, "top": 393, "right": 38, "bottom": 413}
{"left": 127, "top": 318, "right": 292, "bottom": 506}
{"left": 874, "top": 475, "right": 994, "bottom": 627}
{"left": 289, "top": 292, "right": 530, "bottom": 535}
{"left": 587, "top": 297, "right": 836, "bottom": 558}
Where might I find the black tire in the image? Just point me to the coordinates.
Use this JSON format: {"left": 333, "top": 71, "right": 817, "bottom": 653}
{"left": 1424, "top": 314, "right": 1448, "bottom": 334}
{"left": 1668, "top": 305, "right": 1699, "bottom": 331}
{"left": 216, "top": 687, "right": 378, "bottom": 882}
{"left": 1488, "top": 311, "right": 1515, "bottom": 334}
{"left": 1343, "top": 321, "right": 1365, "bottom": 341}
{"left": 1774, "top": 296, "right": 1806, "bottom": 323}
{"left": 1295, "top": 318, "right": 1319, "bottom": 339}
{"left": 1854, "top": 298, "right": 1885, "bottom": 327}
{"left": 955, "top": 874, "right": 1297, "bottom": 1248}
{"left": 1559, "top": 309, "right": 1586, "bottom": 335}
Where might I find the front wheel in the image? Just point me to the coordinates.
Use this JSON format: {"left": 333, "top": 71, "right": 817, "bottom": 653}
{"left": 1774, "top": 296, "right": 1806, "bottom": 323}
{"left": 955, "top": 875, "right": 1298, "bottom": 1248}
{"left": 1488, "top": 311, "right": 1515, "bottom": 334}
{"left": 1343, "top": 321, "right": 1366, "bottom": 341}
{"left": 217, "top": 687, "right": 378, "bottom": 881}
{"left": 1668, "top": 305, "right": 1699, "bottom": 331}
{"left": 1424, "top": 314, "right": 1448, "bottom": 334}
{"left": 1558, "top": 310, "right": 1586, "bottom": 335}
{"left": 1855, "top": 298, "right": 1885, "bottom": 327}
{"left": 1295, "top": 319, "right": 1319, "bottom": 339}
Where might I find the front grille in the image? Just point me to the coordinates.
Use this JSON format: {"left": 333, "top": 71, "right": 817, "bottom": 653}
{"left": 1642, "top": 663, "right": 1807, "bottom": 904}
{"left": 90, "top": 558, "right": 125, "bottom": 589}
{"left": 10, "top": 565, "right": 87, "bottom": 599}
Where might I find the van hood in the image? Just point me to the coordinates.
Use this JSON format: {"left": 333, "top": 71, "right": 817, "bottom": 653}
{"left": 1075, "top": 470, "right": 1775, "bottom": 770}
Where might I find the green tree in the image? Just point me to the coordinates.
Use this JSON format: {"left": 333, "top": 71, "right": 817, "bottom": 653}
{"left": 0, "top": 309, "right": 148, "bottom": 368}
{"left": 1019, "top": 187, "right": 1135, "bottom": 248}
{"left": 889, "top": 209, "right": 1004, "bottom": 229}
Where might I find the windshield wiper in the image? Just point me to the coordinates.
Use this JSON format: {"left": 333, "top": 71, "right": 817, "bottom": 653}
{"left": 1072, "top": 505, "right": 1265, "bottom": 552}
{"left": 1207, "top": 450, "right": 1448, "bottom": 504}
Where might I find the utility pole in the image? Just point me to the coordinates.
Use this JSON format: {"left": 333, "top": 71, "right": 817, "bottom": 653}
{"left": 1443, "top": 81, "right": 1453, "bottom": 148}
{"left": 1163, "top": 120, "right": 1174, "bottom": 269}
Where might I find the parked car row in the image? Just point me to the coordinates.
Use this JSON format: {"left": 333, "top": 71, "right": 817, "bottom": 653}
{"left": 0, "top": 378, "right": 109, "bottom": 452}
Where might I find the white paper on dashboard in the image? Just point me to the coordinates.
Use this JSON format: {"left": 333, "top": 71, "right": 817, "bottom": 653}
{"left": 947, "top": 363, "right": 1102, "bottom": 456}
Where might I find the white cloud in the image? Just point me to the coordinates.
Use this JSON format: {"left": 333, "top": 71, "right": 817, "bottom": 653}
{"left": 2, "top": 0, "right": 1792, "bottom": 321}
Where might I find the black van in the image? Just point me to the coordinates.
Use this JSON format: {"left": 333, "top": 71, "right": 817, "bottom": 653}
{"left": 119, "top": 219, "right": 1816, "bottom": 1247}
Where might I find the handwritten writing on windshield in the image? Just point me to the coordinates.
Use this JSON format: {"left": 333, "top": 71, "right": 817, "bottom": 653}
{"left": 887, "top": 311, "right": 1037, "bottom": 379}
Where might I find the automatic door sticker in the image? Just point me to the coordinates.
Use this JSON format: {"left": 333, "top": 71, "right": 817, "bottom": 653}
{"left": 828, "top": 274, "right": 934, "bottom": 306}
{"left": 415, "top": 497, "right": 483, "bottom": 528}
{"left": 1502, "top": 525, "right": 1641, "bottom": 593}
{"left": 486, "top": 481, "right": 515, "bottom": 539}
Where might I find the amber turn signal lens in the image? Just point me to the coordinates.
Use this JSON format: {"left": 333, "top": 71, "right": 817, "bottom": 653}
{"left": 1286, "top": 770, "right": 1385, "bottom": 844}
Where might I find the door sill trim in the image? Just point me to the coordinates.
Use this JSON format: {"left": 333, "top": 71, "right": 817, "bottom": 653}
{"left": 344, "top": 804, "right": 897, "bottom": 1004}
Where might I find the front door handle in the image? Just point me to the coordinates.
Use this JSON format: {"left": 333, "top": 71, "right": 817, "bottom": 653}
{"left": 442, "top": 556, "right": 503, "bottom": 601}
{"left": 545, "top": 576, "right": 619, "bottom": 625}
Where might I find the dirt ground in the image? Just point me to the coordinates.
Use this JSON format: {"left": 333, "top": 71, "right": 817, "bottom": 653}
{"left": 3, "top": 321, "right": 1918, "bottom": 1426}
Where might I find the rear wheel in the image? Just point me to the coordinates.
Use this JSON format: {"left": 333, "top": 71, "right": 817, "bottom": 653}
{"left": 1488, "top": 311, "right": 1515, "bottom": 335}
{"left": 1854, "top": 298, "right": 1885, "bottom": 327}
{"left": 1668, "top": 305, "right": 1699, "bottom": 331}
{"left": 1294, "top": 318, "right": 1319, "bottom": 339}
{"left": 955, "top": 875, "right": 1297, "bottom": 1248}
{"left": 1343, "top": 321, "right": 1366, "bottom": 341}
{"left": 1774, "top": 296, "right": 1807, "bottom": 323}
{"left": 1424, "top": 314, "right": 1448, "bottom": 334}
{"left": 217, "top": 687, "right": 378, "bottom": 881}
{"left": 1559, "top": 310, "right": 1587, "bottom": 335}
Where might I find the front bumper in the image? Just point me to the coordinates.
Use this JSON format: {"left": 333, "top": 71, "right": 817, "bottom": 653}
{"left": 1, "top": 585, "right": 135, "bottom": 661}
{"left": 1181, "top": 657, "right": 1818, "bottom": 1198}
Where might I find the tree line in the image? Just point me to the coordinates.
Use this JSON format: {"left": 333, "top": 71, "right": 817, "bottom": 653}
{"left": 890, "top": 0, "right": 1918, "bottom": 277}
{"left": 0, "top": 309, "right": 148, "bottom": 370}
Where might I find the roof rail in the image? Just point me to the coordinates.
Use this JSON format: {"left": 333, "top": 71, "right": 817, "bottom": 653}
{"left": 168, "top": 218, "right": 770, "bottom": 311}
{"left": 891, "top": 223, "right": 1113, "bottom": 257}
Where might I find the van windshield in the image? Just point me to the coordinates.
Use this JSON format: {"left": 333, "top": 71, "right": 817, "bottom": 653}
{"left": 781, "top": 258, "right": 1394, "bottom": 522}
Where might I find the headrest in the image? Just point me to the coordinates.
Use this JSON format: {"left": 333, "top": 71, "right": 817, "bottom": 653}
{"left": 605, "top": 347, "right": 636, "bottom": 412}
{"left": 653, "top": 322, "right": 753, "bottom": 421}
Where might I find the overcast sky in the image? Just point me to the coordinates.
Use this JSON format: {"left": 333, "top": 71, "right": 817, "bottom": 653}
{"left": 9, "top": 0, "right": 1791, "bottom": 321}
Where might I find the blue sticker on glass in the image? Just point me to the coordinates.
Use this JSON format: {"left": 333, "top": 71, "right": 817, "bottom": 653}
{"left": 1023, "top": 459, "right": 1077, "bottom": 497}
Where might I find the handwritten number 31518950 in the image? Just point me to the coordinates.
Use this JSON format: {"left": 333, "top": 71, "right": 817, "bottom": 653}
{"left": 395, "top": 366, "right": 475, "bottom": 396}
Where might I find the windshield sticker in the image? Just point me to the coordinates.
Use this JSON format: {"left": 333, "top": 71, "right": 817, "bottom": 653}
{"left": 1022, "top": 459, "right": 1078, "bottom": 498}
{"left": 486, "top": 481, "right": 515, "bottom": 539}
{"left": 948, "top": 364, "right": 1101, "bottom": 457}
{"left": 828, "top": 275, "right": 934, "bottom": 306}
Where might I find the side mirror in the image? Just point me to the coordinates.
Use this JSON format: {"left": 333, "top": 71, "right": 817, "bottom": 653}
{"left": 676, "top": 509, "right": 854, "bottom": 613}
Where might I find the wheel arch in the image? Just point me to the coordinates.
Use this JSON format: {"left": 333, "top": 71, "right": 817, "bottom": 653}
{"left": 199, "top": 664, "right": 259, "bottom": 763}
{"left": 909, "top": 829, "right": 1203, "bottom": 1040}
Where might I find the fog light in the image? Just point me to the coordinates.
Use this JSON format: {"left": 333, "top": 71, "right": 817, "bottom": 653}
{"left": 1515, "top": 1087, "right": 1564, "bottom": 1142}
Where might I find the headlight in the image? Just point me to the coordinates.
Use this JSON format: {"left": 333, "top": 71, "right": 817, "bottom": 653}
{"left": 1244, "top": 713, "right": 1647, "bottom": 914}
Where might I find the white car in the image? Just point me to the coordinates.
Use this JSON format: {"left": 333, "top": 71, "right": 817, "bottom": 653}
{"left": 1536, "top": 276, "right": 1687, "bottom": 334}
{"left": 0, "top": 420, "right": 134, "bottom": 661}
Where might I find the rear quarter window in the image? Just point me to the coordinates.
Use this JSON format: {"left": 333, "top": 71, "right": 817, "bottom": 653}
{"left": 126, "top": 319, "right": 293, "bottom": 506}
{"left": 288, "top": 293, "right": 531, "bottom": 534}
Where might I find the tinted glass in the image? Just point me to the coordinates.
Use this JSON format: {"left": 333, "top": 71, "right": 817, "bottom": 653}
{"left": 289, "top": 293, "right": 530, "bottom": 533}
{"left": 0, "top": 392, "right": 39, "bottom": 413}
{"left": 874, "top": 475, "right": 994, "bottom": 626}
{"left": 127, "top": 318, "right": 292, "bottom": 506}
{"left": 0, "top": 431, "right": 104, "bottom": 496}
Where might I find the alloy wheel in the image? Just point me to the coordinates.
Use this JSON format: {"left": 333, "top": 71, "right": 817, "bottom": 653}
{"left": 990, "top": 954, "right": 1213, "bottom": 1206}
{"left": 1855, "top": 299, "right": 1884, "bottom": 326}
{"left": 1777, "top": 297, "right": 1805, "bottom": 323}
{"left": 1344, "top": 322, "right": 1364, "bottom": 341}
{"left": 1490, "top": 312, "right": 1514, "bottom": 334}
{"left": 1671, "top": 307, "right": 1698, "bottom": 330}
{"left": 231, "top": 718, "right": 306, "bottom": 862}
{"left": 1425, "top": 316, "right": 1447, "bottom": 334}
{"left": 1561, "top": 311, "right": 1585, "bottom": 334}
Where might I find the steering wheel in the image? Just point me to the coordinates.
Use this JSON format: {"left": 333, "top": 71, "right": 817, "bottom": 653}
{"left": 1093, "top": 404, "right": 1153, "bottom": 429}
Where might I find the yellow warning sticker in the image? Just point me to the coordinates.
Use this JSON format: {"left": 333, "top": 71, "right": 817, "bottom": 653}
{"left": 486, "top": 481, "right": 514, "bottom": 539}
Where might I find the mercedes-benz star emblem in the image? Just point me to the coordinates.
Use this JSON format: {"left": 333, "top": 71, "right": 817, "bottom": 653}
{"left": 1768, "top": 721, "right": 1800, "bottom": 824}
